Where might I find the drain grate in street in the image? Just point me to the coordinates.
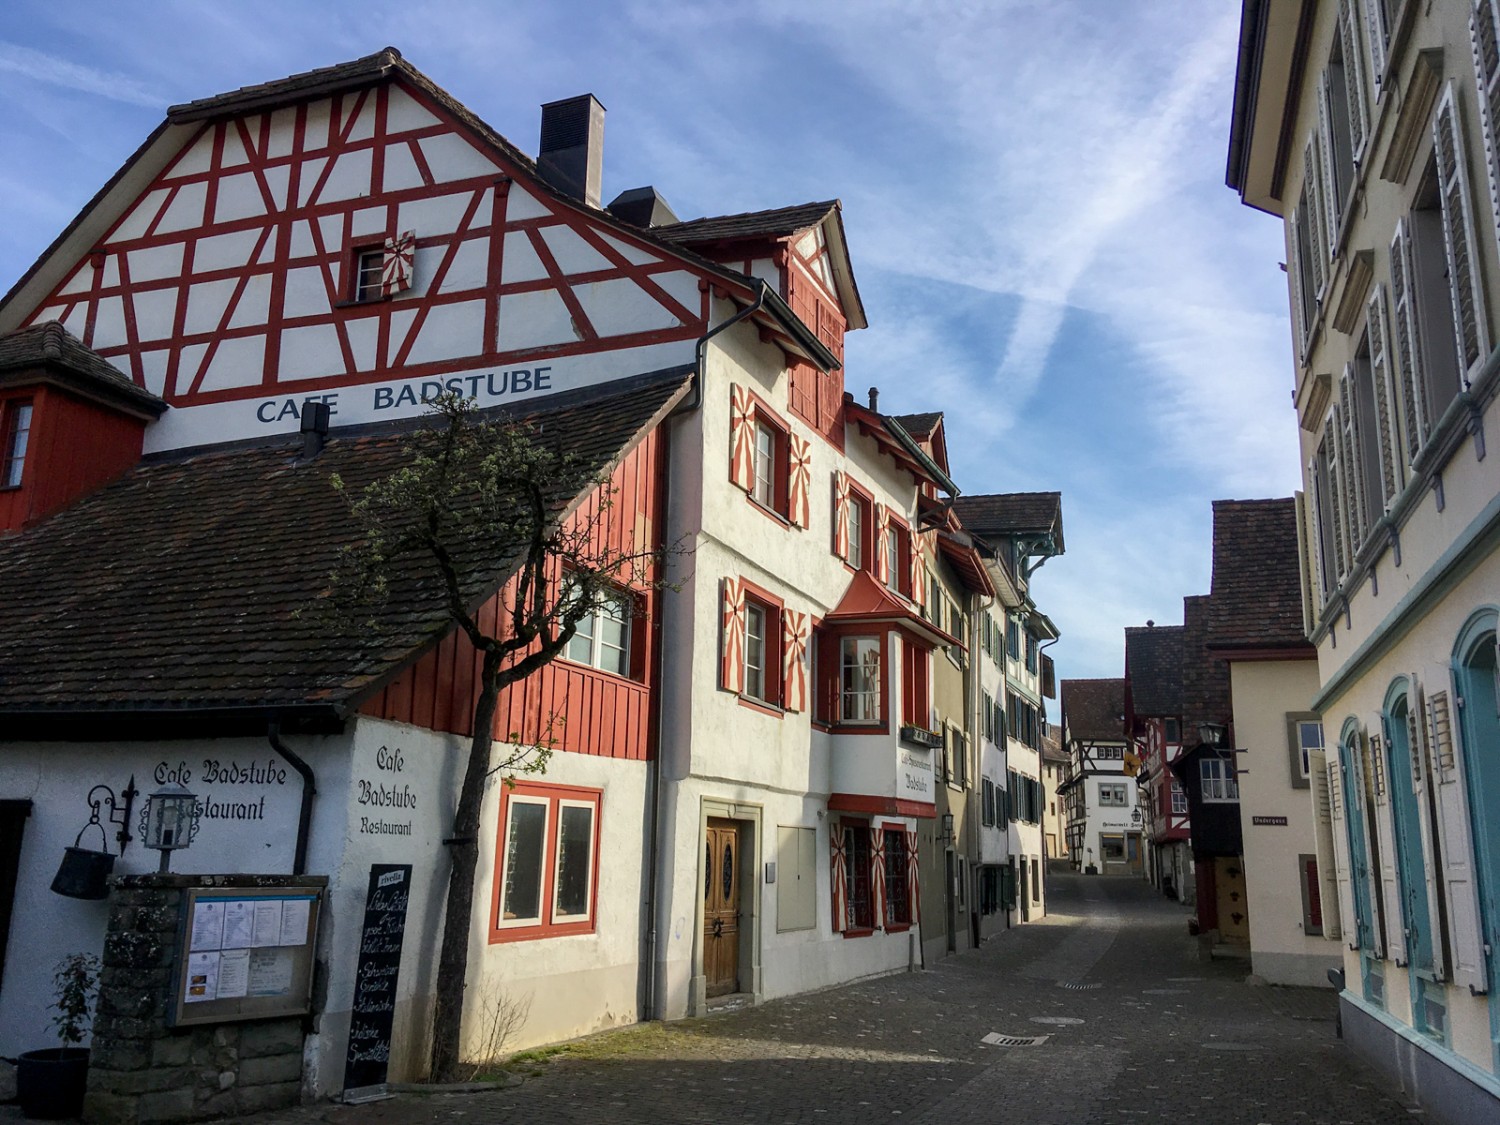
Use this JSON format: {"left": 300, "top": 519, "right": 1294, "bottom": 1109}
{"left": 1056, "top": 981, "right": 1102, "bottom": 990}
{"left": 982, "top": 1032, "right": 1050, "bottom": 1047}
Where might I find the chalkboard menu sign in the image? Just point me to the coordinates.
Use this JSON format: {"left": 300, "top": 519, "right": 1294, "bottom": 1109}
{"left": 341, "top": 864, "right": 412, "bottom": 1103}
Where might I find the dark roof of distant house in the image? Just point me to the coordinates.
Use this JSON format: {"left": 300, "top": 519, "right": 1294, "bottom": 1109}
{"left": 652, "top": 201, "right": 840, "bottom": 246}
{"left": 951, "top": 492, "right": 1064, "bottom": 554}
{"left": 1041, "top": 726, "right": 1068, "bottom": 764}
{"left": 1125, "top": 624, "right": 1184, "bottom": 717}
{"left": 0, "top": 368, "right": 691, "bottom": 733}
{"left": 1181, "top": 594, "right": 1232, "bottom": 734}
{"left": 0, "top": 322, "right": 166, "bottom": 417}
{"left": 1061, "top": 678, "right": 1126, "bottom": 743}
{"left": 890, "top": 412, "right": 942, "bottom": 439}
{"left": 1209, "top": 497, "right": 1312, "bottom": 655}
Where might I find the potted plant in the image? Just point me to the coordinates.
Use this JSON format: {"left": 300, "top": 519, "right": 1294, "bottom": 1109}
{"left": 16, "top": 953, "right": 100, "bottom": 1120}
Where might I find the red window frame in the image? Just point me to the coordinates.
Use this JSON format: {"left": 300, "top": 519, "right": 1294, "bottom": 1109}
{"left": 743, "top": 391, "right": 792, "bottom": 523}
{"left": 814, "top": 627, "right": 887, "bottom": 731}
{"left": 842, "top": 819, "right": 874, "bottom": 932}
{"left": 879, "top": 821, "right": 912, "bottom": 930}
{"left": 561, "top": 585, "right": 646, "bottom": 681}
{"left": 738, "top": 578, "right": 785, "bottom": 715}
{"left": 884, "top": 516, "right": 912, "bottom": 598}
{"left": 489, "top": 781, "right": 603, "bottom": 943}
{"left": 1, "top": 397, "right": 34, "bottom": 491}
{"left": 900, "top": 635, "right": 931, "bottom": 729}
{"left": 846, "top": 481, "right": 873, "bottom": 573}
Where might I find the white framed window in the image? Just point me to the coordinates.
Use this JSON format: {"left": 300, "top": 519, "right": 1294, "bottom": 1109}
{"left": 847, "top": 495, "right": 865, "bottom": 570}
{"left": 2, "top": 400, "right": 32, "bottom": 489}
{"left": 1200, "top": 757, "right": 1239, "bottom": 803}
{"left": 565, "top": 593, "right": 632, "bottom": 677}
{"left": 1287, "top": 714, "right": 1324, "bottom": 788}
{"left": 1171, "top": 780, "right": 1187, "bottom": 815}
{"left": 840, "top": 635, "right": 881, "bottom": 723}
{"left": 551, "top": 800, "right": 596, "bottom": 925}
{"left": 497, "top": 795, "right": 550, "bottom": 927}
{"left": 1098, "top": 783, "right": 1128, "bottom": 807}
{"left": 744, "top": 601, "right": 768, "bottom": 702}
{"left": 492, "top": 783, "right": 602, "bottom": 941}
{"left": 354, "top": 247, "right": 385, "bottom": 303}
{"left": 753, "top": 421, "right": 776, "bottom": 508}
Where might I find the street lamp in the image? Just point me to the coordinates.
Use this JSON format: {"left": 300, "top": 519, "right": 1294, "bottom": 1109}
{"left": 141, "top": 782, "right": 201, "bottom": 873}
{"left": 937, "top": 812, "right": 955, "bottom": 845}
{"left": 1198, "top": 722, "right": 1227, "bottom": 749}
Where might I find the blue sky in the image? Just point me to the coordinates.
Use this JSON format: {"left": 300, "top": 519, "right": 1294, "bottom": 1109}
{"left": 0, "top": 0, "right": 1297, "bottom": 687}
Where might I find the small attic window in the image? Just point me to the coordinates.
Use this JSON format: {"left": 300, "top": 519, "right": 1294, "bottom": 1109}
{"left": 3, "top": 400, "right": 33, "bottom": 489}
{"left": 353, "top": 247, "right": 386, "bottom": 303}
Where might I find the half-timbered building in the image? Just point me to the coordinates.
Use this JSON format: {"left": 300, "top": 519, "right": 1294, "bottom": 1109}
{"left": 1057, "top": 678, "right": 1134, "bottom": 875}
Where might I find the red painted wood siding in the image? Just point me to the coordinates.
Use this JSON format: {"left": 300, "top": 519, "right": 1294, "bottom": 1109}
{"left": 785, "top": 263, "right": 845, "bottom": 449}
{"left": 359, "top": 426, "right": 666, "bottom": 762}
{"left": 0, "top": 386, "right": 146, "bottom": 533}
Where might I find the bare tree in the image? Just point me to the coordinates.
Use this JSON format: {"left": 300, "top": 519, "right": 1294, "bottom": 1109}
{"left": 328, "top": 393, "right": 674, "bottom": 1080}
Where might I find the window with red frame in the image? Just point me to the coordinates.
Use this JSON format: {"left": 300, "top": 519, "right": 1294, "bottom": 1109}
{"left": 883, "top": 828, "right": 911, "bottom": 926}
{"left": 901, "top": 636, "right": 930, "bottom": 728}
{"left": 847, "top": 490, "right": 870, "bottom": 571}
{"left": 352, "top": 247, "right": 386, "bottom": 303}
{"left": 492, "top": 783, "right": 601, "bottom": 942}
{"left": 2, "top": 400, "right": 33, "bottom": 489}
{"left": 749, "top": 414, "right": 789, "bottom": 518}
{"left": 843, "top": 822, "right": 873, "bottom": 930}
{"left": 839, "top": 635, "right": 881, "bottom": 724}
{"left": 885, "top": 520, "right": 911, "bottom": 597}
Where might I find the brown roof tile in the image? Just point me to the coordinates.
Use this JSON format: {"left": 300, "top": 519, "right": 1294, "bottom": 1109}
{"left": 0, "top": 369, "right": 689, "bottom": 723}
{"left": 1124, "top": 624, "right": 1184, "bottom": 717}
{"left": 652, "top": 201, "right": 840, "bottom": 246}
{"left": 1061, "top": 678, "right": 1126, "bottom": 742}
{"left": 168, "top": 48, "right": 405, "bottom": 122}
{"left": 1181, "top": 594, "right": 1232, "bottom": 734}
{"left": 0, "top": 322, "right": 165, "bottom": 416}
{"left": 890, "top": 412, "right": 942, "bottom": 438}
{"left": 1208, "top": 497, "right": 1312, "bottom": 653}
{"left": 951, "top": 492, "right": 1064, "bottom": 553}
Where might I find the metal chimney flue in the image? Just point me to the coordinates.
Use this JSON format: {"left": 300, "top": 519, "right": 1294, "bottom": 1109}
{"left": 538, "top": 94, "right": 605, "bottom": 208}
{"left": 300, "top": 400, "right": 331, "bottom": 459}
{"left": 868, "top": 387, "right": 880, "bottom": 412}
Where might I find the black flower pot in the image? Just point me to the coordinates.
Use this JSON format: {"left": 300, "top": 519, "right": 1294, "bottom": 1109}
{"left": 16, "top": 1047, "right": 90, "bottom": 1120}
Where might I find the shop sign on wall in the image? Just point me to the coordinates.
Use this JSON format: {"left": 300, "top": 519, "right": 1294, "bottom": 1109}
{"left": 356, "top": 745, "right": 420, "bottom": 838}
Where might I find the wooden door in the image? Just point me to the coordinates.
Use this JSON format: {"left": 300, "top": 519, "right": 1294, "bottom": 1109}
{"left": 703, "top": 819, "right": 741, "bottom": 998}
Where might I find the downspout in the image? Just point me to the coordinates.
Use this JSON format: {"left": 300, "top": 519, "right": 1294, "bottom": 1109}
{"left": 1038, "top": 634, "right": 1061, "bottom": 917}
{"left": 268, "top": 721, "right": 317, "bottom": 877}
{"left": 642, "top": 284, "right": 755, "bottom": 1017}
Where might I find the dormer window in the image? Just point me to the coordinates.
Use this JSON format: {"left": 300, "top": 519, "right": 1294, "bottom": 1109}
{"left": 2, "top": 400, "right": 32, "bottom": 489}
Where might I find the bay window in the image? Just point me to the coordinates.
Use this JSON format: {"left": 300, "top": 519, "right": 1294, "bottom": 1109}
{"left": 840, "top": 636, "right": 881, "bottom": 723}
{"left": 1200, "top": 757, "right": 1239, "bottom": 802}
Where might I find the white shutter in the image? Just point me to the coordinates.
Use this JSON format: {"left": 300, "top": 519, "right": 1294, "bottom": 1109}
{"left": 1365, "top": 285, "right": 1404, "bottom": 505}
{"left": 1340, "top": 0, "right": 1370, "bottom": 159}
{"left": 1346, "top": 732, "right": 1387, "bottom": 958}
{"left": 1421, "top": 672, "right": 1489, "bottom": 992}
{"left": 1364, "top": 0, "right": 1388, "bottom": 83}
{"left": 1306, "top": 455, "right": 1332, "bottom": 603}
{"left": 1338, "top": 365, "right": 1369, "bottom": 556}
{"left": 1433, "top": 83, "right": 1491, "bottom": 379}
{"left": 1288, "top": 207, "right": 1309, "bottom": 359}
{"left": 1309, "top": 749, "right": 1343, "bottom": 942}
{"left": 1322, "top": 417, "right": 1349, "bottom": 581}
{"left": 1294, "top": 491, "right": 1318, "bottom": 635}
{"left": 1389, "top": 219, "right": 1429, "bottom": 465}
{"left": 1327, "top": 752, "right": 1360, "bottom": 948}
{"left": 1318, "top": 76, "right": 1345, "bottom": 242}
{"left": 1370, "top": 724, "right": 1407, "bottom": 965}
{"left": 1304, "top": 142, "right": 1329, "bottom": 297}
{"left": 1471, "top": 0, "right": 1500, "bottom": 256}
{"left": 1402, "top": 685, "right": 1449, "bottom": 981}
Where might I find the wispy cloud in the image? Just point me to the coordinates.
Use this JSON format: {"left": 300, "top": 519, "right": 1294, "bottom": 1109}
{"left": 0, "top": 41, "right": 164, "bottom": 107}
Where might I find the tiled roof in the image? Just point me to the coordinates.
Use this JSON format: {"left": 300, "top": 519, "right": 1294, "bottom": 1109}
{"left": 1061, "top": 678, "right": 1126, "bottom": 742}
{"left": 1041, "top": 726, "right": 1068, "bottom": 764}
{"left": 951, "top": 492, "right": 1064, "bottom": 553}
{"left": 0, "top": 322, "right": 165, "bottom": 416}
{"left": 168, "top": 48, "right": 405, "bottom": 122}
{"left": 1181, "top": 594, "right": 1232, "bottom": 734}
{"left": 890, "top": 412, "right": 942, "bottom": 439}
{"left": 1209, "top": 497, "right": 1312, "bottom": 653}
{"left": 1124, "top": 624, "right": 1184, "bottom": 716}
{"left": 652, "top": 201, "right": 840, "bottom": 246}
{"left": 0, "top": 369, "right": 690, "bottom": 722}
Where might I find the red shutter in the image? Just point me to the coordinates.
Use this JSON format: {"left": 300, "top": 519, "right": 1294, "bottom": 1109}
{"left": 729, "top": 385, "right": 756, "bottom": 492}
{"left": 874, "top": 504, "right": 890, "bottom": 583}
{"left": 788, "top": 433, "right": 812, "bottom": 528}
{"left": 832, "top": 471, "right": 850, "bottom": 558}
{"left": 830, "top": 827, "right": 849, "bottom": 932}
{"left": 905, "top": 826, "right": 920, "bottom": 924}
{"left": 782, "top": 610, "right": 810, "bottom": 712}
{"left": 381, "top": 230, "right": 415, "bottom": 296}
{"left": 720, "top": 577, "right": 745, "bottom": 693}
{"left": 911, "top": 531, "right": 928, "bottom": 607}
{"left": 870, "top": 827, "right": 887, "bottom": 930}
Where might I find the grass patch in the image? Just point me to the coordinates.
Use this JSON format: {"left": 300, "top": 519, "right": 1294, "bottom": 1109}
{"left": 473, "top": 1020, "right": 717, "bottom": 1080}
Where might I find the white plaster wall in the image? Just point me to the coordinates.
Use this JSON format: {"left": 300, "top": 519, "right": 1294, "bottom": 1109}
{"left": 1229, "top": 659, "right": 1331, "bottom": 987}
{"left": 463, "top": 752, "right": 650, "bottom": 1056}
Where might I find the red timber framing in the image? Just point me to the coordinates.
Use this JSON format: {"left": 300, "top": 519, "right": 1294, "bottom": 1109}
{"left": 21, "top": 79, "right": 712, "bottom": 409}
{"left": 784, "top": 230, "right": 846, "bottom": 449}
{"left": 358, "top": 425, "right": 667, "bottom": 762}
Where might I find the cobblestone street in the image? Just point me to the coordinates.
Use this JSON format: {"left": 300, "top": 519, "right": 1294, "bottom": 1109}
{"left": 217, "top": 865, "right": 1415, "bottom": 1125}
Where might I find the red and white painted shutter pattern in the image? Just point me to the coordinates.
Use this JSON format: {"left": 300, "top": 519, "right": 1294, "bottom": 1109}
{"left": 874, "top": 504, "right": 890, "bottom": 584}
{"left": 910, "top": 532, "right": 928, "bottom": 608}
{"left": 729, "top": 385, "right": 756, "bottom": 493}
{"left": 831, "top": 828, "right": 849, "bottom": 932}
{"left": 905, "top": 826, "right": 921, "bottom": 924}
{"left": 381, "top": 229, "right": 415, "bottom": 296}
{"left": 782, "top": 610, "right": 810, "bottom": 712}
{"left": 870, "top": 828, "right": 887, "bottom": 930}
{"left": 721, "top": 577, "right": 746, "bottom": 693}
{"left": 788, "top": 433, "right": 812, "bottom": 528}
{"left": 832, "top": 471, "right": 850, "bottom": 559}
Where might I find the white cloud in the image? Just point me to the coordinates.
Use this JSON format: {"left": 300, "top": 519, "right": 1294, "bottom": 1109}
{"left": 0, "top": 41, "right": 163, "bottom": 106}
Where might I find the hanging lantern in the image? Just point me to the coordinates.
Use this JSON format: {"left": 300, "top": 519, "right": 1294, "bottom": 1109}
{"left": 142, "top": 782, "right": 200, "bottom": 872}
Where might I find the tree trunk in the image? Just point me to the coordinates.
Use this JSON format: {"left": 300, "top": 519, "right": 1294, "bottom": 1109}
{"left": 429, "top": 657, "right": 502, "bottom": 1081}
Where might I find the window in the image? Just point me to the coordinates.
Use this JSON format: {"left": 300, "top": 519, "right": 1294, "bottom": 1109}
{"left": 1164, "top": 718, "right": 1180, "bottom": 744}
{"left": 732, "top": 387, "right": 807, "bottom": 527}
{"left": 1200, "top": 757, "right": 1239, "bottom": 802}
{"left": 491, "top": 783, "right": 601, "bottom": 941}
{"left": 1007, "top": 618, "right": 1020, "bottom": 660}
{"left": 981, "top": 778, "right": 995, "bottom": 827}
{"left": 1098, "top": 783, "right": 1128, "bottom": 808}
{"left": 1171, "top": 780, "right": 1187, "bottom": 815}
{"left": 353, "top": 247, "right": 385, "bottom": 303}
{"left": 2, "top": 400, "right": 32, "bottom": 489}
{"left": 843, "top": 824, "right": 873, "bottom": 930}
{"left": 840, "top": 636, "right": 881, "bottom": 723}
{"left": 745, "top": 601, "right": 768, "bottom": 702}
{"left": 1024, "top": 633, "right": 1038, "bottom": 674}
{"left": 1299, "top": 853, "right": 1324, "bottom": 937}
{"left": 883, "top": 828, "right": 911, "bottom": 926}
{"left": 565, "top": 592, "right": 633, "bottom": 677}
{"left": 848, "top": 491, "right": 869, "bottom": 571}
{"left": 753, "top": 421, "right": 776, "bottom": 508}
{"left": 1286, "top": 713, "right": 1324, "bottom": 789}
{"left": 901, "top": 637, "right": 930, "bottom": 728}
{"left": 884, "top": 520, "right": 910, "bottom": 597}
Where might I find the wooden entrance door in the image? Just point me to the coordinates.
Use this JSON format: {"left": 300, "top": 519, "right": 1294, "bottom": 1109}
{"left": 703, "top": 818, "right": 741, "bottom": 998}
